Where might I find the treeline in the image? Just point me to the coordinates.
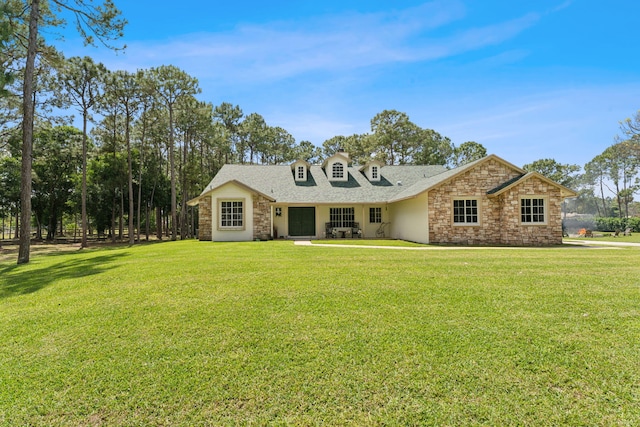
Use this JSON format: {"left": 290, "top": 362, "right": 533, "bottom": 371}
{"left": 0, "top": 52, "right": 485, "bottom": 244}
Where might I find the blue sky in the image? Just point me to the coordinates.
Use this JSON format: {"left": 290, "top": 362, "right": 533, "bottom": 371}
{"left": 58, "top": 0, "right": 640, "bottom": 168}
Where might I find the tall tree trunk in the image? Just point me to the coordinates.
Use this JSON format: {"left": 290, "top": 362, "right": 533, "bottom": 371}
{"left": 136, "top": 130, "right": 145, "bottom": 243}
{"left": 119, "top": 190, "right": 124, "bottom": 239}
{"left": 47, "top": 202, "right": 57, "bottom": 241}
{"left": 145, "top": 203, "right": 149, "bottom": 241}
{"left": 111, "top": 194, "right": 116, "bottom": 243}
{"left": 35, "top": 213, "right": 42, "bottom": 240}
{"left": 169, "top": 105, "right": 177, "bottom": 241}
{"left": 181, "top": 132, "right": 189, "bottom": 239}
{"left": 14, "top": 210, "right": 19, "bottom": 239}
{"left": 599, "top": 178, "right": 607, "bottom": 217}
{"left": 18, "top": 0, "right": 40, "bottom": 264}
{"left": 156, "top": 206, "right": 162, "bottom": 240}
{"left": 126, "top": 110, "right": 134, "bottom": 245}
{"left": 81, "top": 111, "right": 89, "bottom": 248}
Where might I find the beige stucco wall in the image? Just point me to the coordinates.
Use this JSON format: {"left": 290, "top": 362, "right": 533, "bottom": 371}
{"left": 388, "top": 194, "right": 429, "bottom": 243}
{"left": 428, "top": 159, "right": 564, "bottom": 245}
{"left": 208, "top": 182, "right": 255, "bottom": 242}
{"left": 360, "top": 204, "right": 387, "bottom": 239}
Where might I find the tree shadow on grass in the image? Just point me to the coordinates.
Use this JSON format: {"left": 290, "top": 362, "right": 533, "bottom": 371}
{"left": 0, "top": 251, "right": 126, "bottom": 299}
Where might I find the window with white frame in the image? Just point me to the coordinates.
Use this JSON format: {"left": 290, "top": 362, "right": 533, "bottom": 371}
{"left": 219, "top": 200, "right": 244, "bottom": 228}
{"left": 297, "top": 165, "right": 305, "bottom": 180}
{"left": 371, "top": 165, "right": 379, "bottom": 180}
{"left": 369, "top": 207, "right": 382, "bottom": 223}
{"left": 332, "top": 162, "right": 344, "bottom": 179}
{"left": 453, "top": 199, "right": 478, "bottom": 225}
{"left": 521, "top": 197, "right": 545, "bottom": 224}
{"left": 329, "top": 207, "right": 354, "bottom": 227}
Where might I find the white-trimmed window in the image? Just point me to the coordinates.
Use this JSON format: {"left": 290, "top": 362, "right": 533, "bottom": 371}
{"left": 369, "top": 207, "right": 382, "bottom": 223}
{"left": 453, "top": 199, "right": 479, "bottom": 225}
{"left": 219, "top": 200, "right": 244, "bottom": 229}
{"left": 521, "top": 197, "right": 546, "bottom": 224}
{"left": 371, "top": 165, "right": 379, "bottom": 180}
{"left": 297, "top": 165, "right": 305, "bottom": 180}
{"left": 329, "top": 207, "right": 354, "bottom": 227}
{"left": 332, "top": 162, "right": 344, "bottom": 179}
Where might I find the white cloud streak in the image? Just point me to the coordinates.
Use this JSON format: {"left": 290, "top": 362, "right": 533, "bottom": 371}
{"left": 84, "top": 0, "right": 538, "bottom": 85}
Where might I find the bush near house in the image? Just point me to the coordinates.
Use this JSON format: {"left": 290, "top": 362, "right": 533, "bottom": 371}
{"left": 595, "top": 216, "right": 640, "bottom": 232}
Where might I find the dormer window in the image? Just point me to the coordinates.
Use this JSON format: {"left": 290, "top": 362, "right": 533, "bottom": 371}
{"left": 332, "top": 163, "right": 344, "bottom": 179}
{"left": 291, "top": 160, "right": 309, "bottom": 182}
{"left": 360, "top": 161, "right": 383, "bottom": 182}
{"left": 322, "top": 152, "right": 350, "bottom": 182}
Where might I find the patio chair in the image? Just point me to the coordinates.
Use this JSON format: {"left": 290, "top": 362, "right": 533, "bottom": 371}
{"left": 351, "top": 222, "right": 361, "bottom": 238}
{"left": 325, "top": 222, "right": 334, "bottom": 238}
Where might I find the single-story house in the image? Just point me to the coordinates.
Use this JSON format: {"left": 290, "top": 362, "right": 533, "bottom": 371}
{"left": 187, "top": 153, "right": 577, "bottom": 245}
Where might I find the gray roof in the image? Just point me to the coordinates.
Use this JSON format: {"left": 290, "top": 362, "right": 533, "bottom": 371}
{"left": 189, "top": 154, "right": 577, "bottom": 206}
{"left": 197, "top": 163, "right": 449, "bottom": 204}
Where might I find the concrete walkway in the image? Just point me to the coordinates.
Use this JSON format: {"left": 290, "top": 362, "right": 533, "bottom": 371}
{"left": 294, "top": 239, "right": 640, "bottom": 250}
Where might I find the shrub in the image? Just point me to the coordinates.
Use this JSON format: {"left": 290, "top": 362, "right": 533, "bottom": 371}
{"left": 595, "top": 217, "right": 640, "bottom": 232}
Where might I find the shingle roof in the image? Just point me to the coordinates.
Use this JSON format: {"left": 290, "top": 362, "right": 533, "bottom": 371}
{"left": 195, "top": 163, "right": 449, "bottom": 204}
{"left": 388, "top": 156, "right": 488, "bottom": 202}
{"left": 486, "top": 174, "right": 526, "bottom": 195}
{"left": 188, "top": 154, "right": 578, "bottom": 207}
{"left": 486, "top": 171, "right": 578, "bottom": 198}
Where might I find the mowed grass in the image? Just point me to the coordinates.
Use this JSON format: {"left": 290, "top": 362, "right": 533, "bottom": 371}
{"left": 312, "top": 239, "right": 428, "bottom": 247}
{"left": 1, "top": 241, "right": 639, "bottom": 426}
{"left": 570, "top": 233, "right": 640, "bottom": 243}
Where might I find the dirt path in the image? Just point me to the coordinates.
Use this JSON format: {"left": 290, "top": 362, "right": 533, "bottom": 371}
{"left": 0, "top": 242, "right": 83, "bottom": 263}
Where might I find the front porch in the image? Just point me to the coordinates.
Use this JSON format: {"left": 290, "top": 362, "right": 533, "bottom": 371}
{"left": 271, "top": 204, "right": 390, "bottom": 240}
{"left": 324, "top": 222, "right": 362, "bottom": 239}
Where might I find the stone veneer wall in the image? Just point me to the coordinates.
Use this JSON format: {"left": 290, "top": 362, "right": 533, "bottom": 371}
{"left": 428, "top": 159, "right": 564, "bottom": 246}
{"left": 198, "top": 196, "right": 212, "bottom": 241}
{"left": 253, "top": 194, "right": 272, "bottom": 239}
{"left": 497, "top": 177, "right": 564, "bottom": 245}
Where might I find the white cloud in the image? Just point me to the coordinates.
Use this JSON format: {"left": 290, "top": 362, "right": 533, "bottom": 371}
{"left": 57, "top": 1, "right": 635, "bottom": 170}
{"left": 75, "top": 0, "right": 538, "bottom": 85}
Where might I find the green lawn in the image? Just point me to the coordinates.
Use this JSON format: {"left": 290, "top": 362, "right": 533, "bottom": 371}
{"left": 312, "top": 239, "right": 428, "bottom": 247}
{"left": 1, "top": 241, "right": 639, "bottom": 426}
{"left": 569, "top": 233, "right": 640, "bottom": 243}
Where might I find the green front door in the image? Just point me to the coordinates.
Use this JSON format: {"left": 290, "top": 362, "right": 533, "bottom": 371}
{"left": 288, "top": 207, "right": 316, "bottom": 236}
